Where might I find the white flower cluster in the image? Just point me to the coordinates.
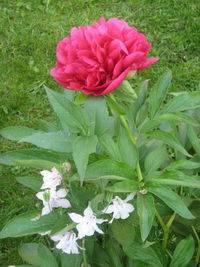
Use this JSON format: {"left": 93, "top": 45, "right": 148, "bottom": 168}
{"left": 36, "top": 167, "right": 71, "bottom": 215}
{"left": 35, "top": 167, "right": 136, "bottom": 255}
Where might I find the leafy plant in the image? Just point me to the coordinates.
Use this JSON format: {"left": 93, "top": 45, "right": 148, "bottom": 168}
{"left": 1, "top": 71, "right": 200, "bottom": 266}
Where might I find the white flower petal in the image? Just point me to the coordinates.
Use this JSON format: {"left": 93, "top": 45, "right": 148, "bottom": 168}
{"left": 77, "top": 223, "right": 90, "bottom": 239}
{"left": 50, "top": 234, "right": 64, "bottom": 242}
{"left": 36, "top": 192, "right": 44, "bottom": 201}
{"left": 56, "top": 188, "right": 68, "bottom": 198}
{"left": 83, "top": 205, "right": 93, "bottom": 217}
{"left": 40, "top": 230, "right": 51, "bottom": 236}
{"left": 53, "top": 198, "right": 71, "bottom": 209}
{"left": 42, "top": 205, "right": 51, "bottom": 216}
{"left": 96, "top": 218, "right": 107, "bottom": 224}
{"left": 125, "top": 192, "right": 136, "bottom": 202}
{"left": 68, "top": 213, "right": 83, "bottom": 223}
{"left": 103, "top": 204, "right": 114, "bottom": 214}
{"left": 124, "top": 203, "right": 135, "bottom": 213}
{"left": 40, "top": 170, "right": 51, "bottom": 177}
{"left": 93, "top": 224, "right": 104, "bottom": 235}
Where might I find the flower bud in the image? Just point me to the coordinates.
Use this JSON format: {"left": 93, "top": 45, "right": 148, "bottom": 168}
{"left": 126, "top": 70, "right": 137, "bottom": 80}
{"left": 63, "top": 162, "right": 71, "bottom": 172}
{"left": 139, "top": 189, "right": 148, "bottom": 195}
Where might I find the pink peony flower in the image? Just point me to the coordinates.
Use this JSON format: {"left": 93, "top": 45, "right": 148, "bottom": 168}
{"left": 51, "top": 17, "right": 159, "bottom": 96}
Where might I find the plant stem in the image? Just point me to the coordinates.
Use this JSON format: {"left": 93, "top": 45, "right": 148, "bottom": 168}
{"left": 163, "top": 212, "right": 176, "bottom": 250}
{"left": 192, "top": 226, "right": 200, "bottom": 263}
{"left": 119, "top": 114, "right": 144, "bottom": 183}
{"left": 155, "top": 209, "right": 166, "bottom": 233}
{"left": 109, "top": 94, "right": 144, "bottom": 183}
{"left": 82, "top": 239, "right": 88, "bottom": 267}
{"left": 155, "top": 210, "right": 176, "bottom": 250}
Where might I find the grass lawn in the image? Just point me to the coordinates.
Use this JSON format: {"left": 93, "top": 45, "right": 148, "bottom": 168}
{"left": 0, "top": 0, "right": 199, "bottom": 265}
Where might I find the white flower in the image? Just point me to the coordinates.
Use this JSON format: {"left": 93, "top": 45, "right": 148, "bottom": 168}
{"left": 40, "top": 167, "right": 62, "bottom": 190}
{"left": 69, "top": 205, "right": 106, "bottom": 239}
{"left": 103, "top": 192, "right": 136, "bottom": 223}
{"left": 51, "top": 231, "right": 82, "bottom": 254}
{"left": 36, "top": 188, "right": 71, "bottom": 216}
{"left": 39, "top": 230, "right": 51, "bottom": 236}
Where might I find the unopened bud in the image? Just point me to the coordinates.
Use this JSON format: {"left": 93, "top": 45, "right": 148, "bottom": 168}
{"left": 43, "top": 190, "right": 50, "bottom": 202}
{"left": 63, "top": 162, "right": 71, "bottom": 172}
{"left": 126, "top": 70, "right": 136, "bottom": 80}
{"left": 120, "top": 80, "right": 137, "bottom": 99}
{"left": 139, "top": 189, "right": 148, "bottom": 195}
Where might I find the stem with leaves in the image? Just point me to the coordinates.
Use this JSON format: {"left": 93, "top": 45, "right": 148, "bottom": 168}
{"left": 108, "top": 93, "right": 177, "bottom": 250}
{"left": 82, "top": 239, "right": 88, "bottom": 267}
{"left": 108, "top": 94, "right": 144, "bottom": 185}
{"left": 155, "top": 209, "right": 176, "bottom": 250}
{"left": 192, "top": 226, "right": 200, "bottom": 263}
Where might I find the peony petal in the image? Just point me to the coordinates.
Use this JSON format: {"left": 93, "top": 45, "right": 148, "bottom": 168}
{"left": 123, "top": 52, "right": 145, "bottom": 69}
{"left": 101, "top": 68, "right": 130, "bottom": 95}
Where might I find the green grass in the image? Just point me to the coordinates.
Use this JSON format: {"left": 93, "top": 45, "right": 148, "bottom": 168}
{"left": 0, "top": 0, "right": 199, "bottom": 265}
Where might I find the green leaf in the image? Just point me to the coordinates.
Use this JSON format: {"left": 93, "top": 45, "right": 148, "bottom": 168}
{"left": 93, "top": 244, "right": 111, "bottom": 267}
{"left": 14, "top": 159, "right": 60, "bottom": 170}
{"left": 131, "top": 80, "right": 148, "bottom": 122}
{"left": 72, "top": 159, "right": 135, "bottom": 181}
{"left": 141, "top": 112, "right": 198, "bottom": 133}
{"left": 158, "top": 112, "right": 199, "bottom": 127}
{"left": 84, "top": 96, "right": 109, "bottom": 136}
{"left": 0, "top": 126, "right": 40, "bottom": 141}
{"left": 36, "top": 119, "right": 59, "bottom": 132}
{"left": 74, "top": 92, "right": 88, "bottom": 105}
{"left": 50, "top": 215, "right": 72, "bottom": 236}
{"left": 60, "top": 253, "right": 82, "bottom": 267}
{"left": 18, "top": 243, "right": 40, "bottom": 266}
{"left": 136, "top": 103, "right": 148, "bottom": 126}
{"left": 114, "top": 80, "right": 137, "bottom": 103}
{"left": 124, "top": 242, "right": 163, "bottom": 267}
{"left": 0, "top": 149, "right": 64, "bottom": 166}
{"left": 170, "top": 236, "right": 195, "bottom": 267}
{"left": 166, "top": 159, "right": 200, "bottom": 170}
{"left": 20, "top": 131, "right": 74, "bottom": 153}
{"left": 37, "top": 243, "right": 59, "bottom": 267}
{"left": 160, "top": 91, "right": 200, "bottom": 114}
{"left": 146, "top": 130, "right": 191, "bottom": 157}
{"left": 45, "top": 86, "right": 89, "bottom": 133}
{"left": 19, "top": 243, "right": 59, "bottom": 267}
{"left": 149, "top": 170, "right": 200, "bottom": 188}
{"left": 105, "top": 239, "right": 123, "bottom": 267}
{"left": 144, "top": 146, "right": 168, "bottom": 174}
{"left": 0, "top": 211, "right": 59, "bottom": 238}
{"left": 73, "top": 135, "right": 98, "bottom": 183}
{"left": 187, "top": 125, "right": 200, "bottom": 155}
{"left": 111, "top": 215, "right": 136, "bottom": 246}
{"left": 107, "top": 94, "right": 126, "bottom": 115}
{"left": 106, "top": 180, "right": 138, "bottom": 192}
{"left": 15, "top": 176, "right": 42, "bottom": 191}
{"left": 98, "top": 133, "right": 121, "bottom": 161}
{"left": 149, "top": 71, "right": 172, "bottom": 118}
{"left": 137, "top": 193, "right": 155, "bottom": 241}
{"left": 147, "top": 183, "right": 195, "bottom": 219}
{"left": 118, "top": 126, "right": 138, "bottom": 169}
